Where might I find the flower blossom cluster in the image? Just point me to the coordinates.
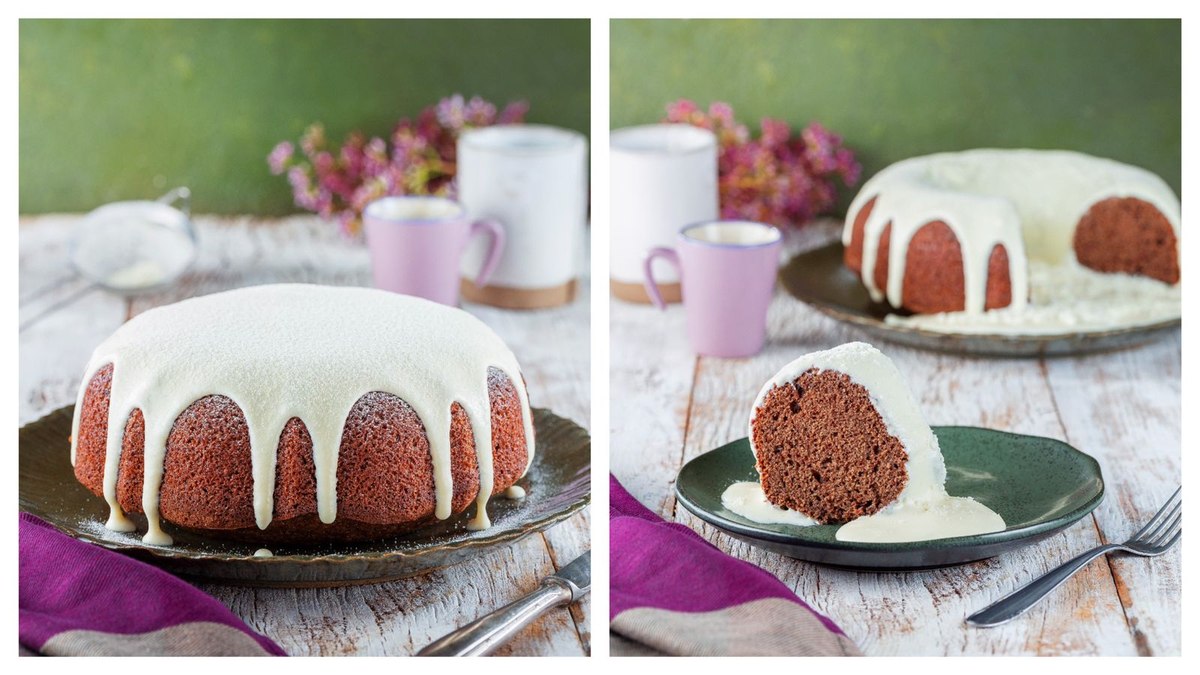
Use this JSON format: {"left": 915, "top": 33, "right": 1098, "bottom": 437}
{"left": 269, "top": 95, "right": 528, "bottom": 237}
{"left": 664, "top": 99, "right": 860, "bottom": 228}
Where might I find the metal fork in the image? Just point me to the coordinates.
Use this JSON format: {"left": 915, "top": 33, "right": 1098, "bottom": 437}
{"left": 967, "top": 486, "right": 1181, "bottom": 627}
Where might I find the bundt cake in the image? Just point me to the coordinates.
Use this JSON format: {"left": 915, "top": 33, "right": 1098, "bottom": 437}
{"left": 69, "top": 284, "right": 535, "bottom": 546}
{"left": 724, "top": 342, "right": 1003, "bottom": 543}
{"left": 843, "top": 149, "right": 1181, "bottom": 315}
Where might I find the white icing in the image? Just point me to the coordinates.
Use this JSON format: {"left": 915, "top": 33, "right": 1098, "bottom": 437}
{"left": 741, "top": 342, "right": 1005, "bottom": 543}
{"left": 722, "top": 482, "right": 1003, "bottom": 543}
{"left": 721, "top": 481, "right": 817, "bottom": 526}
{"left": 69, "top": 284, "right": 534, "bottom": 545}
{"left": 750, "top": 342, "right": 946, "bottom": 506}
{"left": 253, "top": 548, "right": 273, "bottom": 558}
{"left": 844, "top": 149, "right": 1181, "bottom": 316}
{"left": 503, "top": 485, "right": 526, "bottom": 500}
{"left": 886, "top": 259, "right": 1181, "bottom": 334}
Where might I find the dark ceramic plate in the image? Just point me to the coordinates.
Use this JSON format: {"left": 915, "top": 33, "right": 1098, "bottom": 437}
{"left": 20, "top": 406, "right": 590, "bottom": 587}
{"left": 675, "top": 427, "right": 1103, "bottom": 569}
{"left": 779, "top": 242, "right": 1180, "bottom": 357}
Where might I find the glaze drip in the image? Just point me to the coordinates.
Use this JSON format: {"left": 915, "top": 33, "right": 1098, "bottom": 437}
{"left": 844, "top": 149, "right": 1182, "bottom": 316}
{"left": 69, "top": 284, "right": 535, "bottom": 545}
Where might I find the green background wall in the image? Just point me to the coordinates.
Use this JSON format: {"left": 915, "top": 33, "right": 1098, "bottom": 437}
{"left": 612, "top": 19, "right": 1181, "bottom": 212}
{"left": 20, "top": 19, "right": 590, "bottom": 214}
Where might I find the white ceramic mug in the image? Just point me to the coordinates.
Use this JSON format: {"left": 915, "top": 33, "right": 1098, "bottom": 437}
{"left": 610, "top": 124, "right": 719, "bottom": 304}
{"left": 457, "top": 124, "right": 588, "bottom": 309}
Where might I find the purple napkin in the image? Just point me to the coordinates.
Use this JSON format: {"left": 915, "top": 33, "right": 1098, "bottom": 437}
{"left": 19, "top": 513, "right": 285, "bottom": 656}
{"left": 610, "top": 475, "right": 861, "bottom": 656}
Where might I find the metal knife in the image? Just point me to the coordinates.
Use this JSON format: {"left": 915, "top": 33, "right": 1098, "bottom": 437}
{"left": 418, "top": 550, "right": 591, "bottom": 656}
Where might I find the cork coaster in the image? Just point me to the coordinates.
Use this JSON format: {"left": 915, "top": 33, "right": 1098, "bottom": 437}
{"left": 461, "top": 278, "right": 578, "bottom": 309}
{"left": 610, "top": 278, "right": 682, "bottom": 305}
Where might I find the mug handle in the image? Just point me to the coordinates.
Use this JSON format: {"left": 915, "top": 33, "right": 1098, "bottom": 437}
{"left": 469, "top": 218, "right": 506, "bottom": 288}
{"left": 643, "top": 247, "right": 681, "bottom": 310}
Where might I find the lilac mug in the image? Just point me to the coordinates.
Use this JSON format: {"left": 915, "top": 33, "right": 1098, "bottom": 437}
{"left": 363, "top": 196, "right": 505, "bottom": 306}
{"left": 643, "top": 220, "right": 783, "bottom": 357}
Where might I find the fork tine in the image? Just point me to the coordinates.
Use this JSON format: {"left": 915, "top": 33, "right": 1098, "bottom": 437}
{"left": 1145, "top": 512, "right": 1182, "bottom": 549}
{"left": 1136, "top": 499, "right": 1182, "bottom": 545}
{"left": 1130, "top": 487, "right": 1181, "bottom": 540}
{"left": 1155, "top": 529, "right": 1182, "bottom": 554}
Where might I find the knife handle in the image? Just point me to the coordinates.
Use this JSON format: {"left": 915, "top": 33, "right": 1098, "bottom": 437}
{"left": 418, "top": 578, "right": 574, "bottom": 656}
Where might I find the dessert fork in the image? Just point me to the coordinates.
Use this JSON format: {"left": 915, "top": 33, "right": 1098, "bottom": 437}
{"left": 967, "top": 486, "right": 1181, "bottom": 627}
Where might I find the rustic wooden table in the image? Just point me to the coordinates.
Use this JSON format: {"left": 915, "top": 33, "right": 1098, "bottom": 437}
{"left": 19, "top": 214, "right": 592, "bottom": 656}
{"left": 610, "top": 220, "right": 1181, "bottom": 656}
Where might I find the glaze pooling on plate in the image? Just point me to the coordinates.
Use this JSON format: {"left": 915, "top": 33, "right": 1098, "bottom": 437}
{"left": 738, "top": 342, "right": 1004, "bottom": 543}
{"left": 677, "top": 428, "right": 1104, "bottom": 569}
{"left": 721, "top": 481, "right": 1004, "bottom": 543}
{"left": 833, "top": 495, "right": 1004, "bottom": 543}
{"left": 68, "top": 284, "right": 535, "bottom": 545}
{"left": 884, "top": 260, "right": 1181, "bottom": 335}
{"left": 845, "top": 149, "right": 1181, "bottom": 330}
{"left": 720, "top": 481, "right": 816, "bottom": 527}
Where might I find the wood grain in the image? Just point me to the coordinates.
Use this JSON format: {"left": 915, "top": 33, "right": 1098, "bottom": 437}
{"left": 1042, "top": 332, "right": 1181, "bottom": 656}
{"left": 610, "top": 219, "right": 1180, "bottom": 655}
{"left": 19, "top": 215, "right": 591, "bottom": 656}
{"left": 608, "top": 300, "right": 696, "bottom": 517}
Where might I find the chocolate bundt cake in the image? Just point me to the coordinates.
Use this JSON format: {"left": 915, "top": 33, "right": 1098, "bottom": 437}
{"left": 843, "top": 149, "right": 1181, "bottom": 315}
{"left": 741, "top": 342, "right": 1004, "bottom": 542}
{"left": 70, "top": 284, "right": 535, "bottom": 546}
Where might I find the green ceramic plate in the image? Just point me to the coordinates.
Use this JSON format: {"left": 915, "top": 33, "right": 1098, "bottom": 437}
{"left": 20, "top": 406, "right": 590, "bottom": 587}
{"left": 779, "top": 242, "right": 1180, "bottom": 358}
{"left": 675, "top": 426, "right": 1104, "bottom": 569}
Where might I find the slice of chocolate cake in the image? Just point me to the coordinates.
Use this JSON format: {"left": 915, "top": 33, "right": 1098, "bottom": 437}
{"left": 747, "top": 342, "right": 947, "bottom": 524}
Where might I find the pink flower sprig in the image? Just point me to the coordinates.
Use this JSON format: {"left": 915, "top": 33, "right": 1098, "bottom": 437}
{"left": 269, "top": 95, "right": 528, "bottom": 238}
{"left": 664, "top": 99, "right": 860, "bottom": 229}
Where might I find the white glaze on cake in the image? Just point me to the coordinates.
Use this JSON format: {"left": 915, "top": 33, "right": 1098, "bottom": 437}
{"left": 727, "top": 342, "right": 1004, "bottom": 543}
{"left": 844, "top": 149, "right": 1182, "bottom": 316}
{"left": 69, "top": 284, "right": 535, "bottom": 545}
{"left": 747, "top": 342, "right": 947, "bottom": 507}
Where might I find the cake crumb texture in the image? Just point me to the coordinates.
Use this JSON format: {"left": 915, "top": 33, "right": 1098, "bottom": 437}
{"left": 751, "top": 368, "right": 908, "bottom": 523}
{"left": 1074, "top": 196, "right": 1180, "bottom": 284}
